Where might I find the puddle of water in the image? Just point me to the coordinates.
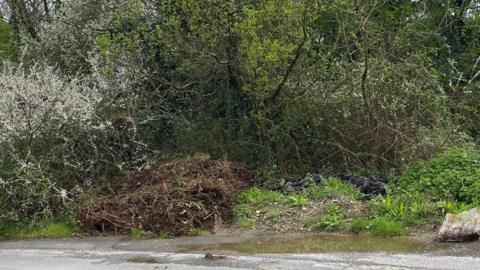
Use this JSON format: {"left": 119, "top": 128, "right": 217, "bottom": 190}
{"left": 127, "top": 256, "right": 161, "bottom": 264}
{"left": 185, "top": 233, "right": 441, "bottom": 254}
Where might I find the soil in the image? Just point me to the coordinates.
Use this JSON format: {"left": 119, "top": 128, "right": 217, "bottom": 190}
{"left": 244, "top": 197, "right": 365, "bottom": 232}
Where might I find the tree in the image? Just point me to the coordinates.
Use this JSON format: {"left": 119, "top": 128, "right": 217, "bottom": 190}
{"left": 0, "top": 20, "right": 17, "bottom": 60}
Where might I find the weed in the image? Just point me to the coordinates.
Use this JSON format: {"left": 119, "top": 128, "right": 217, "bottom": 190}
{"left": 369, "top": 192, "right": 438, "bottom": 226}
{"left": 287, "top": 195, "right": 307, "bottom": 207}
{"left": 349, "top": 217, "right": 404, "bottom": 237}
{"left": 0, "top": 221, "right": 77, "bottom": 239}
{"left": 350, "top": 218, "right": 370, "bottom": 233}
{"left": 320, "top": 204, "right": 344, "bottom": 231}
{"left": 237, "top": 219, "right": 256, "bottom": 230}
{"left": 438, "top": 200, "right": 472, "bottom": 214}
{"left": 313, "top": 178, "right": 362, "bottom": 200}
{"left": 158, "top": 231, "right": 172, "bottom": 239}
{"left": 368, "top": 217, "right": 405, "bottom": 237}
{"left": 236, "top": 187, "right": 286, "bottom": 206}
{"left": 309, "top": 204, "right": 345, "bottom": 231}
{"left": 265, "top": 206, "right": 283, "bottom": 220}
{"left": 186, "top": 228, "right": 208, "bottom": 236}
{"left": 130, "top": 227, "right": 148, "bottom": 238}
{"left": 234, "top": 205, "right": 255, "bottom": 219}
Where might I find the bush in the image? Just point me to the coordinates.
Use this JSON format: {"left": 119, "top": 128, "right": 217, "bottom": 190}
{"left": 0, "top": 61, "right": 101, "bottom": 225}
{"left": 368, "top": 193, "right": 439, "bottom": 226}
{"left": 396, "top": 148, "right": 480, "bottom": 203}
{"left": 0, "top": 167, "right": 68, "bottom": 224}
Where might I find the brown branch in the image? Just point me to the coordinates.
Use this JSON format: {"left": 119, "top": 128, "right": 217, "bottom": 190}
{"left": 267, "top": 2, "right": 309, "bottom": 103}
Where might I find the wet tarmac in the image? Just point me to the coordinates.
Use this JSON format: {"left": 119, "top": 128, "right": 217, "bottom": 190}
{"left": 1, "top": 233, "right": 480, "bottom": 269}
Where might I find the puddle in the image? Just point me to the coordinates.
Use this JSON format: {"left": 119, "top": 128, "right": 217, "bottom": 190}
{"left": 184, "top": 233, "right": 442, "bottom": 254}
{"left": 127, "top": 256, "right": 161, "bottom": 264}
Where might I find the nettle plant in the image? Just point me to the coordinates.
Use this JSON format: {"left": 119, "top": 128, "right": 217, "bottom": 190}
{"left": 0, "top": 61, "right": 100, "bottom": 223}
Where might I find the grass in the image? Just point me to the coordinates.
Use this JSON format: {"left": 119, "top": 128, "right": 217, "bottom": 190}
{"left": 233, "top": 183, "right": 446, "bottom": 237}
{"left": 350, "top": 217, "right": 405, "bottom": 237}
{"left": 234, "top": 187, "right": 309, "bottom": 230}
{"left": 158, "top": 231, "right": 172, "bottom": 239}
{"left": 130, "top": 227, "right": 149, "bottom": 238}
{"left": 308, "top": 204, "right": 346, "bottom": 231}
{"left": 185, "top": 228, "right": 208, "bottom": 236}
{"left": 350, "top": 218, "right": 370, "bottom": 233}
{"left": 236, "top": 187, "right": 287, "bottom": 206}
{"left": 307, "top": 178, "right": 363, "bottom": 200}
{"left": 0, "top": 220, "right": 77, "bottom": 239}
{"left": 368, "top": 217, "right": 405, "bottom": 237}
{"left": 237, "top": 219, "right": 256, "bottom": 230}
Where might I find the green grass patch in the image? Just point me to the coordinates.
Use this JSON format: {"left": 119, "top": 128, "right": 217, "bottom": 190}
{"left": 309, "top": 204, "right": 346, "bottom": 231}
{"left": 236, "top": 219, "right": 256, "bottom": 230}
{"left": 130, "top": 227, "right": 149, "bottom": 238}
{"left": 234, "top": 187, "right": 310, "bottom": 230}
{"left": 350, "top": 217, "right": 405, "bottom": 237}
{"left": 236, "top": 187, "right": 287, "bottom": 206}
{"left": 310, "top": 178, "right": 363, "bottom": 200}
{"left": 23, "top": 221, "right": 76, "bottom": 238}
{"left": 350, "top": 218, "right": 370, "bottom": 233}
{"left": 185, "top": 228, "right": 208, "bottom": 237}
{"left": 158, "top": 231, "right": 173, "bottom": 239}
{"left": 1, "top": 220, "right": 77, "bottom": 239}
{"left": 368, "top": 217, "right": 405, "bottom": 237}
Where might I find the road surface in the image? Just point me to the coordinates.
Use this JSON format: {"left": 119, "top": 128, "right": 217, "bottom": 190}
{"left": 1, "top": 235, "right": 480, "bottom": 270}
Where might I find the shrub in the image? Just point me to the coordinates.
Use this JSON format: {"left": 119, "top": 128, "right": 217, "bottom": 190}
{"left": 368, "top": 193, "right": 439, "bottom": 226}
{"left": 396, "top": 148, "right": 480, "bottom": 203}
{"left": 0, "top": 167, "right": 69, "bottom": 224}
{"left": 0, "top": 61, "right": 100, "bottom": 224}
{"left": 0, "top": 62, "right": 99, "bottom": 142}
{"left": 0, "top": 220, "right": 18, "bottom": 239}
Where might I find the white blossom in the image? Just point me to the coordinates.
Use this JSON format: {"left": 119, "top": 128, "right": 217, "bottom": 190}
{"left": 0, "top": 61, "right": 100, "bottom": 143}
